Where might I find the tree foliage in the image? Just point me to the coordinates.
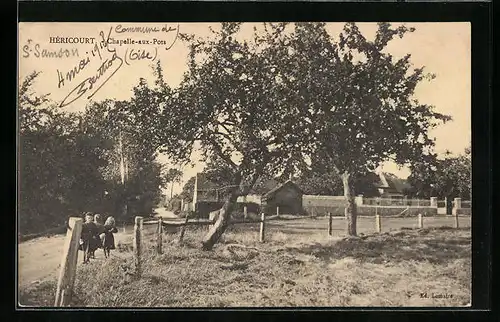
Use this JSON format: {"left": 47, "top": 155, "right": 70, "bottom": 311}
{"left": 136, "top": 23, "right": 317, "bottom": 249}
{"left": 178, "top": 176, "right": 196, "bottom": 203}
{"left": 118, "top": 22, "right": 452, "bottom": 247}
{"left": 278, "top": 22, "right": 451, "bottom": 235}
{"left": 407, "top": 147, "right": 471, "bottom": 199}
{"left": 18, "top": 73, "right": 163, "bottom": 234}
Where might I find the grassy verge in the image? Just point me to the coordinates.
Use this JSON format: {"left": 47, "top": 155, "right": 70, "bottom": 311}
{"left": 19, "top": 226, "right": 471, "bottom": 307}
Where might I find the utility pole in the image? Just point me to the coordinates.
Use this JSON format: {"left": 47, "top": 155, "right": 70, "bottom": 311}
{"left": 119, "top": 129, "right": 128, "bottom": 219}
{"left": 119, "top": 130, "right": 125, "bottom": 185}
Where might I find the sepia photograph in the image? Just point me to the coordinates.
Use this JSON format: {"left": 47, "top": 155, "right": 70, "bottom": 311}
{"left": 17, "top": 21, "right": 472, "bottom": 308}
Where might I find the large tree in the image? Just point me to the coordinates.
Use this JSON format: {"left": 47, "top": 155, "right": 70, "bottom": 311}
{"left": 282, "top": 22, "right": 451, "bottom": 235}
{"left": 147, "top": 23, "right": 314, "bottom": 250}
{"left": 19, "top": 72, "right": 110, "bottom": 233}
{"left": 127, "top": 22, "right": 451, "bottom": 248}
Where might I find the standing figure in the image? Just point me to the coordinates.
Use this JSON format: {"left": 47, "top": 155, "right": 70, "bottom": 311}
{"left": 92, "top": 214, "right": 105, "bottom": 259}
{"left": 79, "top": 213, "right": 99, "bottom": 264}
{"left": 101, "top": 216, "right": 118, "bottom": 258}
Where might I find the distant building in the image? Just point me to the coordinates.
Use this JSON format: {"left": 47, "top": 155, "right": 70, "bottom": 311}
{"left": 261, "top": 180, "right": 304, "bottom": 215}
{"left": 192, "top": 171, "right": 411, "bottom": 217}
{"left": 193, "top": 173, "right": 263, "bottom": 217}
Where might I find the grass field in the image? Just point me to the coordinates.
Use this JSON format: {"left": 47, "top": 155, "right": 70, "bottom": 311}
{"left": 18, "top": 216, "right": 471, "bottom": 307}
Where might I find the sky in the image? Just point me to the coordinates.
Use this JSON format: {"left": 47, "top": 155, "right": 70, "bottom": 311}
{"left": 18, "top": 22, "right": 471, "bottom": 195}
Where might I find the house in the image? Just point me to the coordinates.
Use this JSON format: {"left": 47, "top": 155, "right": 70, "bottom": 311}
{"left": 374, "top": 172, "right": 412, "bottom": 199}
{"left": 193, "top": 172, "right": 263, "bottom": 218}
{"left": 261, "top": 180, "right": 304, "bottom": 215}
{"left": 193, "top": 173, "right": 304, "bottom": 217}
{"left": 192, "top": 171, "right": 411, "bottom": 218}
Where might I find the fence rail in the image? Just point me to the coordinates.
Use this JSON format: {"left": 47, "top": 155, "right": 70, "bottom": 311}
{"left": 363, "top": 198, "right": 432, "bottom": 207}
{"left": 461, "top": 201, "right": 471, "bottom": 208}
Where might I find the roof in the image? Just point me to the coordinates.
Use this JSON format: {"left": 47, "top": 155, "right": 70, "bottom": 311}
{"left": 195, "top": 173, "right": 220, "bottom": 192}
{"left": 262, "top": 180, "right": 304, "bottom": 200}
{"left": 376, "top": 172, "right": 411, "bottom": 194}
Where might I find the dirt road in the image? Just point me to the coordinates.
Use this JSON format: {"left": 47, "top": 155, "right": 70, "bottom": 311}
{"left": 18, "top": 215, "right": 471, "bottom": 290}
{"left": 153, "top": 208, "right": 179, "bottom": 219}
{"left": 18, "top": 229, "right": 133, "bottom": 289}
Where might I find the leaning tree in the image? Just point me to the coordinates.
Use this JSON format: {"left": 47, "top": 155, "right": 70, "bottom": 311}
{"left": 149, "top": 23, "right": 316, "bottom": 250}
{"left": 129, "top": 22, "right": 451, "bottom": 247}
{"left": 283, "top": 22, "right": 452, "bottom": 235}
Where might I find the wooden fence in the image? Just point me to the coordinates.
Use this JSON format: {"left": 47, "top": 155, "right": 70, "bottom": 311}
{"left": 132, "top": 213, "right": 268, "bottom": 277}
{"left": 53, "top": 204, "right": 468, "bottom": 306}
{"left": 363, "top": 198, "right": 432, "bottom": 207}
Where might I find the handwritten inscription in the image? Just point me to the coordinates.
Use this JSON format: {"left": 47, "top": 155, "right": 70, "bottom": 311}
{"left": 40, "top": 24, "right": 181, "bottom": 108}
{"left": 125, "top": 48, "right": 157, "bottom": 65}
{"left": 115, "top": 24, "right": 178, "bottom": 34}
{"left": 60, "top": 52, "right": 123, "bottom": 108}
{"left": 113, "top": 23, "right": 180, "bottom": 50}
{"left": 57, "top": 56, "right": 90, "bottom": 88}
{"left": 22, "top": 40, "right": 79, "bottom": 59}
{"left": 57, "top": 28, "right": 116, "bottom": 89}
{"left": 59, "top": 27, "right": 123, "bottom": 107}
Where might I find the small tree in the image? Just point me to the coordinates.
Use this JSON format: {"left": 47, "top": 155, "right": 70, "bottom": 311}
{"left": 179, "top": 176, "right": 196, "bottom": 203}
{"left": 162, "top": 168, "right": 183, "bottom": 199}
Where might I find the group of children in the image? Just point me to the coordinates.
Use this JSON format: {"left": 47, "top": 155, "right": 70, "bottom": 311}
{"left": 79, "top": 212, "right": 118, "bottom": 263}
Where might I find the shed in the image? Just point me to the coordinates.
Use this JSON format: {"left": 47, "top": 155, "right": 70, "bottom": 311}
{"left": 261, "top": 180, "right": 304, "bottom": 215}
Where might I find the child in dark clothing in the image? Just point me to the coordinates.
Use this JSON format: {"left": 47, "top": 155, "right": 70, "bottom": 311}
{"left": 79, "top": 212, "right": 100, "bottom": 264}
{"left": 101, "top": 216, "right": 118, "bottom": 258}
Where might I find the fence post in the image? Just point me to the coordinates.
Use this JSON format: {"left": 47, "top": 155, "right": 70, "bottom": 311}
{"left": 355, "top": 195, "right": 363, "bottom": 207}
{"left": 54, "top": 217, "right": 83, "bottom": 307}
{"left": 328, "top": 212, "right": 333, "bottom": 236}
{"left": 417, "top": 213, "right": 423, "bottom": 229}
{"left": 259, "top": 213, "right": 266, "bottom": 242}
{"left": 452, "top": 197, "right": 461, "bottom": 216}
{"left": 243, "top": 205, "right": 248, "bottom": 220}
{"left": 454, "top": 211, "right": 460, "bottom": 229}
{"left": 375, "top": 214, "right": 381, "bottom": 233}
{"left": 276, "top": 206, "right": 279, "bottom": 217}
{"left": 122, "top": 222, "right": 126, "bottom": 233}
{"left": 157, "top": 217, "right": 163, "bottom": 255}
{"left": 209, "top": 210, "right": 217, "bottom": 228}
{"left": 430, "top": 197, "right": 438, "bottom": 208}
{"left": 134, "top": 216, "right": 143, "bottom": 277}
{"left": 178, "top": 213, "right": 190, "bottom": 243}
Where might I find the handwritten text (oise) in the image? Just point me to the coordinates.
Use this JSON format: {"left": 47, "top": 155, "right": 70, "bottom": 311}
{"left": 57, "top": 24, "right": 179, "bottom": 108}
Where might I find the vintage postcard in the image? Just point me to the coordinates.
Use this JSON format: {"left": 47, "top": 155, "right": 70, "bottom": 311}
{"left": 18, "top": 22, "right": 471, "bottom": 308}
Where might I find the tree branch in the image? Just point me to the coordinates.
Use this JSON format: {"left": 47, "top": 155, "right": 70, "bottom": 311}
{"left": 238, "top": 165, "right": 264, "bottom": 196}
{"left": 208, "top": 136, "right": 239, "bottom": 171}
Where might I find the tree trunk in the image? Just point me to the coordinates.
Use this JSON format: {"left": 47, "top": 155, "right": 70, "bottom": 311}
{"left": 341, "top": 171, "right": 357, "bottom": 236}
{"left": 201, "top": 173, "right": 242, "bottom": 251}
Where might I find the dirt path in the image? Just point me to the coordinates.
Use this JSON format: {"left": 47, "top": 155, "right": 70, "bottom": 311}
{"left": 153, "top": 208, "right": 179, "bottom": 219}
{"left": 18, "top": 215, "right": 471, "bottom": 290}
{"left": 18, "top": 229, "right": 133, "bottom": 289}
